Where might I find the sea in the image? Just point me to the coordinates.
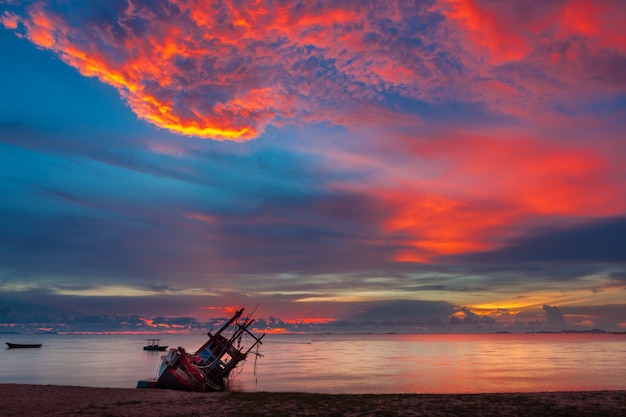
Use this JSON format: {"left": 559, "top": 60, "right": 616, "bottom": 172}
{"left": 1, "top": 332, "right": 625, "bottom": 394}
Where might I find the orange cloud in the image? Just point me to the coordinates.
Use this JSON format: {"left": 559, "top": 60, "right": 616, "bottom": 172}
{"left": 284, "top": 317, "right": 336, "bottom": 325}
{"left": 23, "top": 7, "right": 57, "bottom": 48}
{"left": 200, "top": 305, "right": 241, "bottom": 316}
{"left": 382, "top": 192, "right": 514, "bottom": 262}
{"left": 6, "top": 0, "right": 626, "bottom": 142}
{"left": 432, "top": 135, "right": 615, "bottom": 215}
{"left": 0, "top": 2, "right": 462, "bottom": 140}
{"left": 1, "top": 12, "right": 19, "bottom": 29}
{"left": 370, "top": 132, "right": 626, "bottom": 262}
{"left": 11, "top": 2, "right": 304, "bottom": 140}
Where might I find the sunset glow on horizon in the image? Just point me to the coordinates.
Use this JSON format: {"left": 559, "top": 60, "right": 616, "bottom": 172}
{"left": 1, "top": 0, "right": 625, "bottom": 334}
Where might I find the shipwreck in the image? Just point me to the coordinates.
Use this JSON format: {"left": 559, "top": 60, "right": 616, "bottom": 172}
{"left": 137, "top": 307, "right": 264, "bottom": 392}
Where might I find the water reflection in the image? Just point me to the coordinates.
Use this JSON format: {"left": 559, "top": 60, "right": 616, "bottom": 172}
{"left": 237, "top": 333, "right": 626, "bottom": 393}
{"left": 1, "top": 333, "right": 625, "bottom": 393}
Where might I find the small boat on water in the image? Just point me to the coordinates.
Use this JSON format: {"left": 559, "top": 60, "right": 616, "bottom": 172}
{"left": 6, "top": 342, "right": 42, "bottom": 349}
{"left": 143, "top": 339, "right": 168, "bottom": 351}
{"left": 137, "top": 307, "right": 264, "bottom": 392}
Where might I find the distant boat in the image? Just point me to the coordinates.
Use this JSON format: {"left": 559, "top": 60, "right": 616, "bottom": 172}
{"left": 6, "top": 342, "right": 42, "bottom": 349}
{"left": 143, "top": 339, "right": 168, "bottom": 351}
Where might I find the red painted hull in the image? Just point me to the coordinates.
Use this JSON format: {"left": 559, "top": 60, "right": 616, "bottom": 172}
{"left": 138, "top": 307, "right": 264, "bottom": 392}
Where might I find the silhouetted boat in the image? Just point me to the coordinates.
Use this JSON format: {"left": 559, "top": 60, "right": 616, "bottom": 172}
{"left": 137, "top": 307, "right": 264, "bottom": 392}
{"left": 6, "top": 342, "right": 42, "bottom": 349}
{"left": 143, "top": 339, "right": 168, "bottom": 351}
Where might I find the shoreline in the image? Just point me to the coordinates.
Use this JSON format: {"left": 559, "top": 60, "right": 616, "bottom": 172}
{"left": 1, "top": 384, "right": 625, "bottom": 416}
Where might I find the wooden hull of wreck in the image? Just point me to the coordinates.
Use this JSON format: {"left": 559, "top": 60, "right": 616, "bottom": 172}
{"left": 138, "top": 307, "right": 264, "bottom": 392}
{"left": 155, "top": 367, "right": 204, "bottom": 392}
{"left": 153, "top": 348, "right": 219, "bottom": 392}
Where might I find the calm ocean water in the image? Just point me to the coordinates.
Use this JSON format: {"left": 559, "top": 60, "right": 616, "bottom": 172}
{"left": 1, "top": 333, "right": 624, "bottom": 394}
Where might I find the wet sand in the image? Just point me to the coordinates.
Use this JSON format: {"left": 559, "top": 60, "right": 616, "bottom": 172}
{"left": 1, "top": 384, "right": 625, "bottom": 416}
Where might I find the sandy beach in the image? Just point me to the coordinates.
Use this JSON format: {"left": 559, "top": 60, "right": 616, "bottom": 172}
{"left": 1, "top": 384, "right": 625, "bottom": 416}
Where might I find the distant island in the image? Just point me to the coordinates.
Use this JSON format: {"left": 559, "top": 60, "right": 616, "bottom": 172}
{"left": 524, "top": 329, "right": 626, "bottom": 334}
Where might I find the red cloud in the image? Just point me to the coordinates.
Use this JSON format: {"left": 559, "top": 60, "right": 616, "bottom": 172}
{"left": 8, "top": 1, "right": 376, "bottom": 140}
{"left": 424, "top": 135, "right": 616, "bottom": 216}
{"left": 441, "top": 0, "right": 531, "bottom": 63}
{"left": 558, "top": 0, "right": 626, "bottom": 52}
{"left": 441, "top": 0, "right": 626, "bottom": 119}
{"left": 6, "top": 1, "right": 626, "bottom": 141}
{"left": 353, "top": 132, "right": 626, "bottom": 262}
{"left": 442, "top": 0, "right": 626, "bottom": 63}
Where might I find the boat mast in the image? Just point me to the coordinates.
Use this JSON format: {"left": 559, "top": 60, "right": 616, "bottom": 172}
{"left": 194, "top": 308, "right": 245, "bottom": 356}
{"left": 212, "top": 308, "right": 244, "bottom": 338}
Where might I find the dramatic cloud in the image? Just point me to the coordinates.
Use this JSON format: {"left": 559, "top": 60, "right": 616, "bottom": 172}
{"left": 4, "top": 0, "right": 625, "bottom": 141}
{"left": 328, "top": 131, "right": 626, "bottom": 262}
{"left": 454, "top": 216, "right": 626, "bottom": 264}
{"left": 1, "top": 1, "right": 626, "bottom": 332}
{"left": 543, "top": 304, "right": 568, "bottom": 331}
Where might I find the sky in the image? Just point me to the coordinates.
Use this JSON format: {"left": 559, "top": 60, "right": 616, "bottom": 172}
{"left": 1, "top": 0, "right": 625, "bottom": 334}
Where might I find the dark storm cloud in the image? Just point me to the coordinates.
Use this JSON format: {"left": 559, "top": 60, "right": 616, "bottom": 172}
{"left": 609, "top": 271, "right": 626, "bottom": 284}
{"left": 344, "top": 300, "right": 455, "bottom": 324}
{"left": 450, "top": 217, "right": 626, "bottom": 264}
{"left": 0, "top": 291, "right": 459, "bottom": 333}
{"left": 449, "top": 307, "right": 496, "bottom": 325}
{"left": 560, "top": 304, "right": 626, "bottom": 330}
{"left": 542, "top": 304, "right": 568, "bottom": 331}
{"left": 0, "top": 291, "right": 195, "bottom": 318}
